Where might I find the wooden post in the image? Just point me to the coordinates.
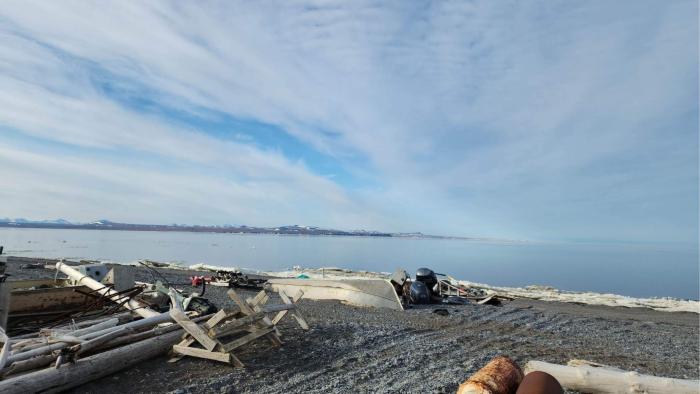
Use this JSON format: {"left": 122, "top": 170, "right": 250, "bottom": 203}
{"left": 0, "top": 280, "right": 9, "bottom": 330}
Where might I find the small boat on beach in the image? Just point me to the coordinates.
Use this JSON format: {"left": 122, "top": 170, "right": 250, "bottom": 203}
{"left": 266, "top": 278, "right": 404, "bottom": 311}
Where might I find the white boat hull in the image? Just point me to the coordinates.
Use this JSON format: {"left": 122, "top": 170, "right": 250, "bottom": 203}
{"left": 267, "top": 278, "right": 403, "bottom": 311}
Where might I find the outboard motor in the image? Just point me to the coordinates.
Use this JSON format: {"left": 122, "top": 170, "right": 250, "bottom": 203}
{"left": 409, "top": 280, "right": 431, "bottom": 304}
{"left": 415, "top": 267, "right": 438, "bottom": 293}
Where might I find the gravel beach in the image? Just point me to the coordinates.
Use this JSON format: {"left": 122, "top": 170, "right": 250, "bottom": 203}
{"left": 4, "top": 260, "right": 698, "bottom": 393}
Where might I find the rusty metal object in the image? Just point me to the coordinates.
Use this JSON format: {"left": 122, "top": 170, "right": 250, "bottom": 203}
{"left": 457, "top": 356, "right": 524, "bottom": 394}
{"left": 515, "top": 371, "right": 563, "bottom": 394}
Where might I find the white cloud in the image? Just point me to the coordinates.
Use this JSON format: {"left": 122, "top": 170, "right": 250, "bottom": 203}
{"left": 0, "top": 0, "right": 696, "bottom": 241}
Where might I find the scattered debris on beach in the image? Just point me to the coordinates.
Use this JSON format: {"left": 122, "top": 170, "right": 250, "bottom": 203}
{"left": 1, "top": 254, "right": 698, "bottom": 393}
{"left": 0, "top": 257, "right": 310, "bottom": 393}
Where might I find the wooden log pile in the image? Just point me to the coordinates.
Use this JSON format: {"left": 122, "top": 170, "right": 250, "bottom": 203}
{"left": 0, "top": 262, "right": 311, "bottom": 393}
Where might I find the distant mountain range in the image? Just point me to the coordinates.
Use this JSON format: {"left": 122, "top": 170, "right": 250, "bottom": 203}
{"left": 0, "top": 217, "right": 413, "bottom": 237}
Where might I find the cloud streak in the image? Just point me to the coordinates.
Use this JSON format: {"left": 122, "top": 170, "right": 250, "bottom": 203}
{"left": 0, "top": 0, "right": 697, "bottom": 242}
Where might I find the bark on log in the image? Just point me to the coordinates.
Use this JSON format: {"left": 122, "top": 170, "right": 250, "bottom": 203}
{"left": 457, "top": 356, "right": 523, "bottom": 394}
{"left": 524, "top": 360, "right": 700, "bottom": 394}
{"left": 0, "top": 330, "right": 183, "bottom": 394}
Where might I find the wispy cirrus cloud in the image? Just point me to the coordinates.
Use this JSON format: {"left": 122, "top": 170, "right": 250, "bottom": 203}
{"left": 0, "top": 0, "right": 697, "bottom": 241}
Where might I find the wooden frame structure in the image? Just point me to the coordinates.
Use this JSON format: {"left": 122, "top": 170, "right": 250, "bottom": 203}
{"left": 168, "top": 287, "right": 307, "bottom": 367}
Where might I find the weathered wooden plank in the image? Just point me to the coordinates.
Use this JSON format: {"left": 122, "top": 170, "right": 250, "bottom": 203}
{"left": 228, "top": 288, "right": 282, "bottom": 346}
{"left": 169, "top": 309, "right": 218, "bottom": 351}
{"left": 248, "top": 290, "right": 268, "bottom": 307}
{"left": 272, "top": 289, "right": 304, "bottom": 325}
{"left": 249, "top": 299, "right": 283, "bottom": 345}
{"left": 209, "top": 312, "right": 266, "bottom": 339}
{"left": 227, "top": 289, "right": 255, "bottom": 315}
{"left": 9, "top": 286, "right": 96, "bottom": 315}
{"left": 7, "top": 279, "right": 71, "bottom": 290}
{"left": 167, "top": 308, "right": 230, "bottom": 363}
{"left": 172, "top": 345, "right": 231, "bottom": 363}
{"left": 277, "top": 290, "right": 309, "bottom": 330}
{"left": 220, "top": 327, "right": 275, "bottom": 353}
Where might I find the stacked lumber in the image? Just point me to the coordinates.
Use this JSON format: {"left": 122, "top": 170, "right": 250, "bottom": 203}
{"left": 168, "top": 287, "right": 308, "bottom": 367}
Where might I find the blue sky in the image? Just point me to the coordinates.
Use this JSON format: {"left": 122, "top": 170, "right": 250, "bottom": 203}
{"left": 0, "top": 0, "right": 697, "bottom": 242}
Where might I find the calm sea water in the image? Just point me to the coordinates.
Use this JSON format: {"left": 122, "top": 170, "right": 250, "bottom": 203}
{"left": 0, "top": 228, "right": 697, "bottom": 299}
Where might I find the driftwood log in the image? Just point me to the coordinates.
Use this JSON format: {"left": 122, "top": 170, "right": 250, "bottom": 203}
{"left": 0, "top": 330, "right": 184, "bottom": 394}
{"left": 524, "top": 360, "right": 700, "bottom": 394}
{"left": 457, "top": 356, "right": 523, "bottom": 394}
{"left": 1, "top": 315, "right": 211, "bottom": 378}
{"left": 6, "top": 312, "right": 172, "bottom": 365}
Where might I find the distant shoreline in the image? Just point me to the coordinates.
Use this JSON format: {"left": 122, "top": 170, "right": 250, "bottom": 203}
{"left": 0, "top": 222, "right": 396, "bottom": 237}
{"left": 0, "top": 221, "right": 488, "bottom": 241}
{"left": 0, "top": 220, "right": 505, "bottom": 241}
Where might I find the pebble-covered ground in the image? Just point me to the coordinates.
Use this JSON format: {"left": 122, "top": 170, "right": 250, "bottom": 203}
{"left": 4, "top": 260, "right": 698, "bottom": 393}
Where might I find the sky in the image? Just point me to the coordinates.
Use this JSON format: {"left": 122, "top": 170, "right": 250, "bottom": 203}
{"left": 0, "top": 0, "right": 697, "bottom": 243}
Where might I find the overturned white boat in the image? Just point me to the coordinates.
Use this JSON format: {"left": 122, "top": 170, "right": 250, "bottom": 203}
{"left": 266, "top": 278, "right": 404, "bottom": 311}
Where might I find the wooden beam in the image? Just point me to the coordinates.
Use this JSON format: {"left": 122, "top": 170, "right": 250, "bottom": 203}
{"left": 248, "top": 290, "right": 268, "bottom": 307}
{"left": 208, "top": 312, "right": 265, "bottom": 339}
{"left": 226, "top": 289, "right": 255, "bottom": 315}
{"left": 172, "top": 345, "right": 232, "bottom": 363}
{"left": 168, "top": 309, "right": 230, "bottom": 363}
{"left": 169, "top": 308, "right": 218, "bottom": 351}
{"left": 228, "top": 288, "right": 281, "bottom": 346}
{"left": 272, "top": 289, "right": 304, "bottom": 325}
{"left": 276, "top": 290, "right": 309, "bottom": 330}
{"left": 221, "top": 327, "right": 275, "bottom": 353}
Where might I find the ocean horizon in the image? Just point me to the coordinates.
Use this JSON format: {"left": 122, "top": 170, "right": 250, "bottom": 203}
{"left": 2, "top": 227, "right": 697, "bottom": 300}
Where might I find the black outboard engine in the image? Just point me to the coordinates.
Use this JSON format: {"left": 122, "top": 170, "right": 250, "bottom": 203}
{"left": 415, "top": 267, "right": 438, "bottom": 293}
{"left": 409, "top": 280, "right": 431, "bottom": 304}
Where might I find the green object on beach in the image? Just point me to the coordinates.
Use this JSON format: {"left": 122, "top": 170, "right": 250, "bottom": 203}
{"left": 296, "top": 274, "right": 310, "bottom": 279}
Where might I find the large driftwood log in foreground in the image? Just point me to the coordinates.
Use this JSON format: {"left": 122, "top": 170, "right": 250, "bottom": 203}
{"left": 524, "top": 360, "right": 700, "bottom": 394}
{"left": 56, "top": 262, "right": 160, "bottom": 319}
{"left": 0, "top": 330, "right": 183, "bottom": 394}
{"left": 457, "top": 356, "right": 523, "bottom": 394}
